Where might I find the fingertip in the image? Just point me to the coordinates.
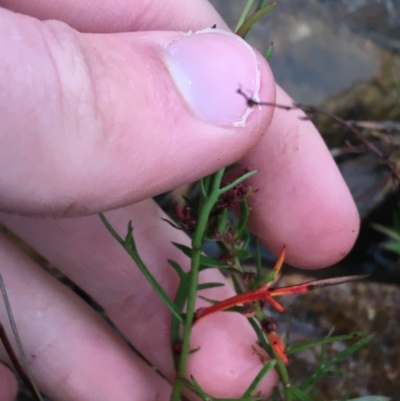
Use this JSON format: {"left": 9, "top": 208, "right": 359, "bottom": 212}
{"left": 238, "top": 86, "right": 360, "bottom": 269}
{"left": 188, "top": 313, "right": 277, "bottom": 398}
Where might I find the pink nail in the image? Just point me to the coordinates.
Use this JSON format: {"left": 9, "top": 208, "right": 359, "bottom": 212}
{"left": 164, "top": 29, "right": 260, "bottom": 127}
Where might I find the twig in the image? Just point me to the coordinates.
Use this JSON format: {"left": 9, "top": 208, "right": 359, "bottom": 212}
{"left": 237, "top": 88, "right": 400, "bottom": 184}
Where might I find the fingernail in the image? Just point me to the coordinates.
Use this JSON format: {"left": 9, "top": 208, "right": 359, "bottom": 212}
{"left": 163, "top": 29, "right": 260, "bottom": 126}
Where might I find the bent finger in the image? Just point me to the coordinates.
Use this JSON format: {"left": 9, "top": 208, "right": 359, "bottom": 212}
{"left": 236, "top": 86, "right": 359, "bottom": 268}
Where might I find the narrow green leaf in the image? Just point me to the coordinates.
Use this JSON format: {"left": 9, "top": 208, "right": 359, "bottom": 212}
{"left": 242, "top": 360, "right": 276, "bottom": 397}
{"left": 235, "top": 0, "right": 255, "bottom": 33}
{"left": 200, "top": 176, "right": 210, "bottom": 198}
{"left": 287, "top": 385, "right": 314, "bottom": 401}
{"left": 256, "top": 0, "right": 267, "bottom": 11}
{"left": 100, "top": 215, "right": 184, "bottom": 323}
{"left": 264, "top": 42, "right": 274, "bottom": 60}
{"left": 255, "top": 239, "right": 262, "bottom": 280}
{"left": 197, "top": 282, "right": 225, "bottom": 291}
{"left": 172, "top": 243, "right": 228, "bottom": 268}
{"left": 253, "top": 269, "right": 275, "bottom": 289}
{"left": 217, "top": 208, "right": 229, "bottom": 233}
{"left": 168, "top": 259, "right": 186, "bottom": 280}
{"left": 231, "top": 272, "right": 244, "bottom": 295}
{"left": 371, "top": 223, "right": 400, "bottom": 241}
{"left": 124, "top": 220, "right": 135, "bottom": 249}
{"left": 381, "top": 241, "right": 400, "bottom": 255}
{"left": 236, "top": 3, "right": 277, "bottom": 38}
{"left": 198, "top": 257, "right": 229, "bottom": 269}
{"left": 188, "top": 346, "right": 201, "bottom": 355}
{"left": 242, "top": 229, "right": 251, "bottom": 250}
{"left": 170, "top": 261, "right": 189, "bottom": 345}
{"left": 300, "top": 334, "right": 372, "bottom": 391}
{"left": 100, "top": 216, "right": 183, "bottom": 323}
{"left": 181, "top": 195, "right": 199, "bottom": 214}
{"left": 171, "top": 278, "right": 188, "bottom": 346}
{"left": 218, "top": 170, "right": 257, "bottom": 195}
{"left": 248, "top": 317, "right": 272, "bottom": 354}
{"left": 287, "top": 330, "right": 369, "bottom": 355}
{"left": 99, "top": 213, "right": 125, "bottom": 245}
{"left": 127, "top": 250, "right": 183, "bottom": 322}
{"left": 236, "top": 200, "right": 250, "bottom": 236}
{"left": 197, "top": 295, "right": 219, "bottom": 305}
{"left": 225, "top": 163, "right": 241, "bottom": 173}
{"left": 189, "top": 376, "right": 209, "bottom": 401}
{"left": 236, "top": 249, "right": 252, "bottom": 260}
{"left": 172, "top": 242, "right": 194, "bottom": 256}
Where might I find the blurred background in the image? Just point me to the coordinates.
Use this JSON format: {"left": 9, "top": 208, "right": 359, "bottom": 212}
{"left": 206, "top": 1, "right": 400, "bottom": 398}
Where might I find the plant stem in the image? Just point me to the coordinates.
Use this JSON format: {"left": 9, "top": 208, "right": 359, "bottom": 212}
{"left": 170, "top": 169, "right": 225, "bottom": 401}
{"left": 274, "top": 357, "right": 292, "bottom": 401}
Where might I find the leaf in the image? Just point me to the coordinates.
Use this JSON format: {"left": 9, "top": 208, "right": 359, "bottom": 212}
{"left": 252, "top": 269, "right": 276, "bottom": 288}
{"left": 188, "top": 346, "right": 201, "bottom": 355}
{"left": 171, "top": 276, "right": 189, "bottom": 345}
{"left": 172, "top": 243, "right": 229, "bottom": 269}
{"left": 181, "top": 195, "right": 199, "bottom": 213}
{"left": 242, "top": 360, "right": 276, "bottom": 397}
{"left": 225, "top": 163, "right": 241, "bottom": 173}
{"left": 264, "top": 42, "right": 274, "bottom": 60}
{"left": 381, "top": 241, "right": 400, "bottom": 255}
{"left": 371, "top": 223, "right": 400, "bottom": 241}
{"left": 287, "top": 385, "right": 314, "bottom": 401}
{"left": 235, "top": 0, "right": 255, "bottom": 33}
{"left": 189, "top": 376, "right": 209, "bottom": 401}
{"left": 248, "top": 317, "right": 272, "bottom": 354}
{"left": 168, "top": 260, "right": 186, "bottom": 280}
{"left": 236, "top": 2, "right": 277, "bottom": 38}
{"left": 217, "top": 208, "right": 229, "bottom": 233}
{"left": 124, "top": 220, "right": 135, "bottom": 250}
{"left": 218, "top": 170, "right": 257, "bottom": 195}
{"left": 236, "top": 200, "right": 250, "bottom": 236}
{"left": 300, "top": 333, "right": 372, "bottom": 391}
{"left": 236, "top": 249, "right": 252, "bottom": 260}
{"left": 197, "top": 295, "right": 219, "bottom": 305}
{"left": 197, "top": 282, "right": 225, "bottom": 291}
{"left": 200, "top": 176, "right": 210, "bottom": 198}
{"left": 287, "top": 330, "right": 369, "bottom": 355}
{"left": 100, "top": 214, "right": 183, "bottom": 322}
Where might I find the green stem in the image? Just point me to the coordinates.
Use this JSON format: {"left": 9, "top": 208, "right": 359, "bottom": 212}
{"left": 274, "top": 358, "right": 292, "bottom": 401}
{"left": 99, "top": 213, "right": 182, "bottom": 322}
{"left": 170, "top": 169, "right": 225, "bottom": 401}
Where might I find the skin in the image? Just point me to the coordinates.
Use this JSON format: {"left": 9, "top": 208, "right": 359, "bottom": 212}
{"left": 0, "top": 1, "right": 360, "bottom": 400}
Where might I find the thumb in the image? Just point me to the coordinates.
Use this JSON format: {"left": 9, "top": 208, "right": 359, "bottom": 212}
{"left": 0, "top": 8, "right": 275, "bottom": 217}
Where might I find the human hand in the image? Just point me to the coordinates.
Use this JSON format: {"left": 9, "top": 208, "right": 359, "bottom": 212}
{"left": 0, "top": 1, "right": 359, "bottom": 400}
